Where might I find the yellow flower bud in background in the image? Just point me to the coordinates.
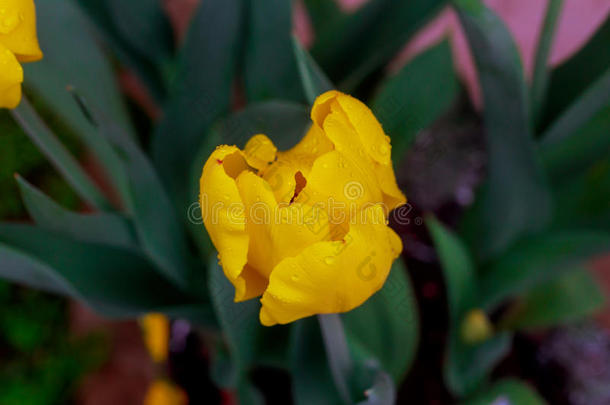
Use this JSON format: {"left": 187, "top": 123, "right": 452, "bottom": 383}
{"left": 140, "top": 313, "right": 170, "bottom": 363}
{"left": 0, "top": 0, "right": 43, "bottom": 108}
{"left": 460, "top": 309, "right": 494, "bottom": 344}
{"left": 143, "top": 380, "right": 187, "bottom": 405}
{"left": 199, "top": 90, "right": 406, "bottom": 326}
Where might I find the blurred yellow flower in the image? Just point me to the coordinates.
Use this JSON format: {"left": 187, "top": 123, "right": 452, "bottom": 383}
{"left": 0, "top": 0, "right": 42, "bottom": 108}
{"left": 143, "top": 380, "right": 187, "bottom": 405}
{"left": 200, "top": 90, "right": 406, "bottom": 326}
{"left": 460, "top": 309, "right": 493, "bottom": 344}
{"left": 140, "top": 313, "right": 170, "bottom": 363}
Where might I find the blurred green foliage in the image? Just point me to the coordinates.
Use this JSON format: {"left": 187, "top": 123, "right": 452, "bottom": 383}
{"left": 0, "top": 281, "right": 107, "bottom": 405}
{"left": 0, "top": 90, "right": 105, "bottom": 405}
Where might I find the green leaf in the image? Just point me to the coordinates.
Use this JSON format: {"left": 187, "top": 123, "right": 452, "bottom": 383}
{"left": 447, "top": 332, "right": 512, "bottom": 398}
{"left": 106, "top": 0, "right": 174, "bottom": 64}
{"left": 16, "top": 175, "right": 137, "bottom": 249}
{"left": 455, "top": 0, "right": 552, "bottom": 261}
{"left": 539, "top": 71, "right": 610, "bottom": 180}
{"left": 24, "top": 0, "right": 136, "bottom": 139}
{"left": 550, "top": 157, "right": 610, "bottom": 229}
{"left": 530, "top": 0, "right": 564, "bottom": 126}
{"left": 152, "top": 0, "right": 244, "bottom": 212}
{"left": 0, "top": 224, "right": 192, "bottom": 317}
{"left": 303, "top": 0, "right": 343, "bottom": 34}
{"left": 541, "top": 17, "right": 610, "bottom": 131}
{"left": 427, "top": 216, "right": 477, "bottom": 319}
{"left": 208, "top": 258, "right": 270, "bottom": 387}
{"left": 73, "top": 0, "right": 168, "bottom": 102}
{"left": 480, "top": 231, "right": 610, "bottom": 309}
{"left": 89, "top": 110, "right": 196, "bottom": 290}
{"left": 292, "top": 37, "right": 334, "bottom": 105}
{"left": 10, "top": 98, "right": 110, "bottom": 211}
{"left": 290, "top": 317, "right": 343, "bottom": 405}
{"left": 371, "top": 39, "right": 459, "bottom": 165}
{"left": 427, "top": 216, "right": 510, "bottom": 397}
{"left": 245, "top": 0, "right": 304, "bottom": 102}
{"left": 342, "top": 259, "right": 419, "bottom": 383}
{"left": 499, "top": 267, "right": 605, "bottom": 330}
{"left": 311, "top": 0, "right": 447, "bottom": 90}
{"left": 463, "top": 379, "right": 546, "bottom": 405}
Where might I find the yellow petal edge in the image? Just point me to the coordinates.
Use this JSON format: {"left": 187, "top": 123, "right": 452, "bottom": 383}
{"left": 0, "top": 0, "right": 43, "bottom": 108}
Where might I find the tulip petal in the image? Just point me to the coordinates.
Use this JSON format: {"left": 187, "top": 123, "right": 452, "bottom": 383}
{"left": 236, "top": 171, "right": 331, "bottom": 277}
{"left": 244, "top": 134, "right": 277, "bottom": 172}
{"left": 200, "top": 146, "right": 264, "bottom": 301}
{"left": 335, "top": 93, "right": 391, "bottom": 166}
{"left": 296, "top": 150, "right": 382, "bottom": 223}
{"left": 259, "top": 205, "right": 401, "bottom": 326}
{"left": 0, "top": 0, "right": 43, "bottom": 61}
{"left": 374, "top": 161, "right": 407, "bottom": 211}
{"left": 262, "top": 124, "right": 333, "bottom": 204}
{"left": 0, "top": 44, "right": 22, "bottom": 108}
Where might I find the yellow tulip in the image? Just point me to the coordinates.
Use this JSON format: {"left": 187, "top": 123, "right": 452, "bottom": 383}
{"left": 0, "top": 0, "right": 43, "bottom": 108}
{"left": 143, "top": 380, "right": 187, "bottom": 405}
{"left": 200, "top": 90, "right": 406, "bottom": 326}
{"left": 140, "top": 313, "right": 170, "bottom": 363}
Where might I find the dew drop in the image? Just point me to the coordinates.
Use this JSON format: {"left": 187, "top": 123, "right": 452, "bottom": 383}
{"left": 324, "top": 256, "right": 335, "bottom": 265}
{"left": 379, "top": 144, "right": 389, "bottom": 156}
{"left": 291, "top": 274, "right": 300, "bottom": 282}
{"left": 0, "top": 9, "right": 20, "bottom": 34}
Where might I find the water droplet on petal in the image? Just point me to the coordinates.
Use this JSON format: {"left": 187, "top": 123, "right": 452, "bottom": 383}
{"left": 0, "top": 9, "right": 20, "bottom": 34}
{"left": 324, "top": 256, "right": 335, "bottom": 265}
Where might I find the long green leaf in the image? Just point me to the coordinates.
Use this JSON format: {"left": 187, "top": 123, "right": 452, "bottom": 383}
{"left": 73, "top": 0, "right": 168, "bottom": 102}
{"left": 372, "top": 39, "right": 459, "bottom": 165}
{"left": 541, "top": 105, "right": 610, "bottom": 182}
{"left": 480, "top": 231, "right": 610, "bottom": 309}
{"left": 311, "top": 0, "right": 447, "bottom": 90}
{"left": 303, "top": 0, "right": 343, "bottom": 34}
{"left": 455, "top": 0, "right": 552, "bottom": 261}
{"left": 550, "top": 157, "right": 610, "bottom": 229}
{"left": 342, "top": 259, "right": 419, "bottom": 383}
{"left": 427, "top": 216, "right": 477, "bottom": 319}
{"left": 93, "top": 114, "right": 195, "bottom": 290}
{"left": 11, "top": 98, "right": 110, "bottom": 210}
{"left": 245, "top": 0, "right": 304, "bottom": 102}
{"left": 499, "top": 267, "right": 605, "bottom": 330}
{"left": 25, "top": 0, "right": 136, "bottom": 142}
{"left": 292, "top": 37, "right": 334, "bottom": 105}
{"left": 208, "top": 257, "right": 275, "bottom": 403}
{"left": 427, "top": 216, "right": 510, "bottom": 397}
{"left": 540, "top": 17, "right": 610, "bottom": 131}
{"left": 152, "top": 0, "right": 244, "bottom": 212}
{"left": 16, "top": 175, "right": 137, "bottom": 249}
{"left": 0, "top": 224, "right": 192, "bottom": 317}
{"left": 540, "top": 68, "right": 610, "bottom": 149}
{"left": 530, "top": 0, "right": 564, "bottom": 126}
{"left": 106, "top": 0, "right": 174, "bottom": 64}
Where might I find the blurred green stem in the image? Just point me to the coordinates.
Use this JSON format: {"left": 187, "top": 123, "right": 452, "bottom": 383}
{"left": 318, "top": 313, "right": 354, "bottom": 404}
{"left": 531, "top": 0, "right": 564, "bottom": 128}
